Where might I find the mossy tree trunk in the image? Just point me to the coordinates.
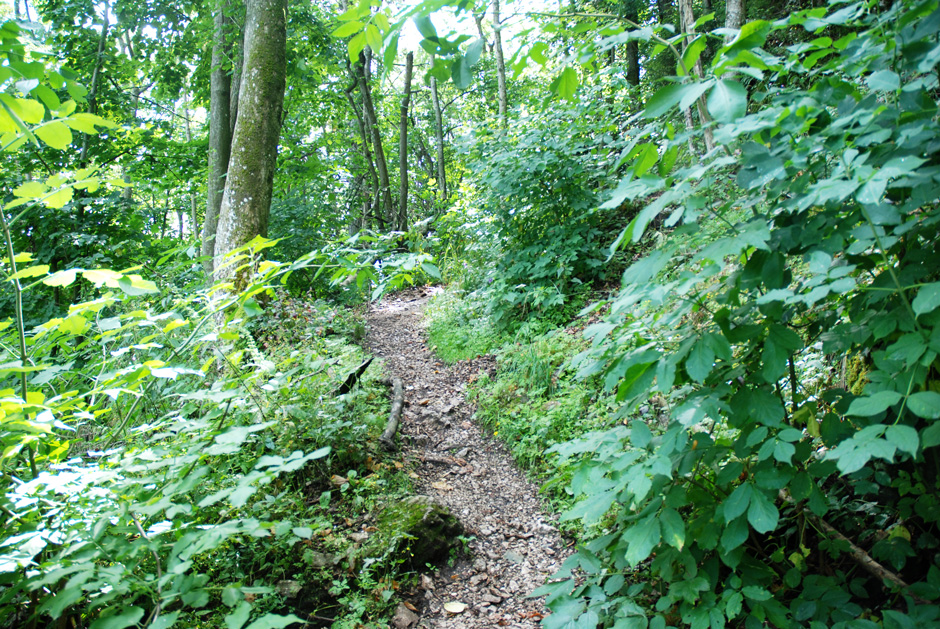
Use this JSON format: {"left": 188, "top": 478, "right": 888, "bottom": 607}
{"left": 202, "top": 0, "right": 235, "bottom": 275}
{"left": 213, "top": 0, "right": 287, "bottom": 285}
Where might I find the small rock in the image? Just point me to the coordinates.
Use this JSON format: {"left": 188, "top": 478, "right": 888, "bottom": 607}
{"left": 275, "top": 580, "right": 301, "bottom": 599}
{"left": 349, "top": 532, "right": 369, "bottom": 543}
{"left": 420, "top": 574, "right": 435, "bottom": 590}
{"left": 472, "top": 558, "right": 487, "bottom": 572}
{"left": 481, "top": 593, "right": 502, "bottom": 604}
{"left": 391, "top": 602, "right": 419, "bottom": 628}
{"left": 469, "top": 574, "right": 488, "bottom": 586}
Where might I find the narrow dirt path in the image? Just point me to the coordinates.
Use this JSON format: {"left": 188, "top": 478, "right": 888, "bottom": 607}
{"left": 366, "top": 289, "right": 571, "bottom": 628}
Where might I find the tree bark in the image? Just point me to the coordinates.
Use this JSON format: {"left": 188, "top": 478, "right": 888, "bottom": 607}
{"left": 491, "top": 0, "right": 508, "bottom": 125}
{"left": 678, "top": 0, "right": 716, "bottom": 152}
{"left": 430, "top": 77, "right": 447, "bottom": 201}
{"left": 725, "top": 0, "right": 746, "bottom": 31}
{"left": 473, "top": 11, "right": 489, "bottom": 53}
{"left": 80, "top": 0, "right": 109, "bottom": 166}
{"left": 202, "top": 0, "right": 234, "bottom": 274}
{"left": 624, "top": 0, "right": 640, "bottom": 85}
{"left": 397, "top": 52, "right": 414, "bottom": 232}
{"left": 358, "top": 49, "right": 394, "bottom": 227}
{"left": 213, "top": 0, "right": 287, "bottom": 285}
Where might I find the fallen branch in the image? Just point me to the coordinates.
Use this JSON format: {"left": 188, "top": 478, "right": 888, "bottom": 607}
{"left": 780, "top": 490, "right": 929, "bottom": 604}
{"left": 380, "top": 377, "right": 404, "bottom": 451}
{"left": 333, "top": 357, "right": 373, "bottom": 396}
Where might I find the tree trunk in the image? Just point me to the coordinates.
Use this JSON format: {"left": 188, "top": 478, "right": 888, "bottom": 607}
{"left": 80, "top": 0, "right": 109, "bottom": 166}
{"left": 624, "top": 0, "right": 640, "bottom": 86}
{"left": 397, "top": 52, "right": 414, "bottom": 232}
{"left": 725, "top": 0, "right": 746, "bottom": 31}
{"left": 358, "top": 49, "right": 394, "bottom": 227}
{"left": 473, "top": 11, "right": 489, "bottom": 53}
{"left": 213, "top": 0, "right": 287, "bottom": 285}
{"left": 491, "top": 0, "right": 508, "bottom": 125}
{"left": 430, "top": 77, "right": 447, "bottom": 201}
{"left": 678, "top": 0, "right": 716, "bottom": 152}
{"left": 202, "top": 0, "right": 234, "bottom": 274}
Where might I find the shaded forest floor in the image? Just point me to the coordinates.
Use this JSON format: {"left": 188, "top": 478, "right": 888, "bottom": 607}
{"left": 366, "top": 289, "right": 571, "bottom": 628}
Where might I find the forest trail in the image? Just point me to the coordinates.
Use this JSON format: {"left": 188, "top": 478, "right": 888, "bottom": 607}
{"left": 366, "top": 289, "right": 571, "bottom": 628}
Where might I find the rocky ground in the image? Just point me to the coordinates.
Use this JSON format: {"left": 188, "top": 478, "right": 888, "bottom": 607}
{"left": 366, "top": 288, "right": 571, "bottom": 628}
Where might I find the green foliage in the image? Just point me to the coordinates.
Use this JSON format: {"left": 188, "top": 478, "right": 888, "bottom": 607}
{"left": 426, "top": 288, "right": 509, "bottom": 363}
{"left": 530, "top": 0, "right": 940, "bottom": 625}
{"left": 460, "top": 92, "right": 634, "bottom": 325}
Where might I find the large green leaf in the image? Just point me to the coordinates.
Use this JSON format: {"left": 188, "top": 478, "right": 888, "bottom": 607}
{"left": 706, "top": 79, "right": 748, "bottom": 123}
{"left": 623, "top": 516, "right": 661, "bottom": 566}
{"left": 912, "top": 282, "right": 940, "bottom": 316}
{"left": 89, "top": 607, "right": 145, "bottom": 629}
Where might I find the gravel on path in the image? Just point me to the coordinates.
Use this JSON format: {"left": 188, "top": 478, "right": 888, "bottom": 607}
{"left": 366, "top": 289, "right": 572, "bottom": 628}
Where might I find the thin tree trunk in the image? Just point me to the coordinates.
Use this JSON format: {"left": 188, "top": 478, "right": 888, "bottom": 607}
{"left": 678, "top": 0, "right": 716, "bottom": 152}
{"left": 213, "top": 0, "right": 287, "bottom": 285}
{"left": 624, "top": 0, "right": 640, "bottom": 86}
{"left": 491, "top": 0, "right": 508, "bottom": 125}
{"left": 81, "top": 1, "right": 110, "bottom": 166}
{"left": 202, "top": 0, "right": 234, "bottom": 274}
{"left": 397, "top": 52, "right": 414, "bottom": 232}
{"left": 181, "top": 95, "right": 199, "bottom": 239}
{"left": 343, "top": 70, "right": 379, "bottom": 231}
{"left": 358, "top": 49, "right": 394, "bottom": 227}
{"left": 430, "top": 77, "right": 447, "bottom": 201}
{"left": 473, "top": 12, "right": 489, "bottom": 53}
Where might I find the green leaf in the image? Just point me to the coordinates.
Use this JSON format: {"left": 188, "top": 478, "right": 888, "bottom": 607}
{"left": 43, "top": 269, "right": 78, "bottom": 287}
{"left": 623, "top": 516, "right": 661, "bottom": 566}
{"left": 225, "top": 602, "right": 252, "bottom": 629}
{"left": 747, "top": 489, "right": 779, "bottom": 533}
{"left": 908, "top": 391, "right": 940, "bottom": 419}
{"left": 866, "top": 69, "right": 900, "bottom": 91}
{"left": 331, "top": 21, "right": 363, "bottom": 38}
{"left": 554, "top": 67, "right": 579, "bottom": 101}
{"left": 466, "top": 38, "right": 484, "bottom": 66}
{"left": 679, "top": 36, "right": 706, "bottom": 75}
{"left": 721, "top": 515, "right": 749, "bottom": 551}
{"left": 643, "top": 83, "right": 685, "bottom": 118}
{"left": 383, "top": 32, "right": 399, "bottom": 71}
{"left": 8, "top": 264, "right": 49, "bottom": 280}
{"left": 35, "top": 121, "right": 73, "bottom": 149}
{"left": 632, "top": 143, "right": 659, "bottom": 177}
{"left": 886, "top": 425, "right": 919, "bottom": 456}
{"left": 686, "top": 340, "right": 715, "bottom": 383}
{"left": 922, "top": 423, "right": 940, "bottom": 449}
{"left": 846, "top": 391, "right": 902, "bottom": 416}
{"left": 660, "top": 508, "right": 686, "bottom": 550}
{"left": 13, "top": 181, "right": 45, "bottom": 198}
{"left": 420, "top": 262, "right": 442, "bottom": 279}
{"left": 723, "top": 482, "right": 753, "bottom": 523}
{"left": 630, "top": 420, "right": 652, "bottom": 448}
{"left": 348, "top": 32, "right": 366, "bottom": 60}
{"left": 413, "top": 16, "right": 438, "bottom": 40}
{"left": 364, "top": 24, "right": 383, "bottom": 52}
{"left": 244, "top": 614, "right": 305, "bottom": 629}
{"left": 89, "top": 607, "right": 145, "bottom": 629}
{"left": 150, "top": 612, "right": 180, "bottom": 629}
{"left": 451, "top": 56, "right": 472, "bottom": 90}
{"left": 706, "top": 79, "right": 747, "bottom": 123}
{"left": 912, "top": 282, "right": 940, "bottom": 316}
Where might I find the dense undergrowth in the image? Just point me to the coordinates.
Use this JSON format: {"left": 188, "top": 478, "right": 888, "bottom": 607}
{"left": 425, "top": 0, "right": 940, "bottom": 626}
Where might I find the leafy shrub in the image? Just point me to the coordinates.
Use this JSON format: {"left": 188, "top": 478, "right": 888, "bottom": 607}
{"left": 535, "top": 0, "right": 940, "bottom": 626}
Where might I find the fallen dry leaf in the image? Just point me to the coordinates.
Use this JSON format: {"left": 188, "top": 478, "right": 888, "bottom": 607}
{"left": 403, "top": 601, "right": 417, "bottom": 611}
{"left": 431, "top": 481, "right": 454, "bottom": 491}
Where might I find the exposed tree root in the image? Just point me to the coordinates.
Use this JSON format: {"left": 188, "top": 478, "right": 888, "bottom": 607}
{"left": 380, "top": 376, "right": 404, "bottom": 451}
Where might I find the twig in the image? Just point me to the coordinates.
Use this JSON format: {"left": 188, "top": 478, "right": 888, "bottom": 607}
{"left": 380, "top": 377, "right": 404, "bottom": 451}
{"left": 780, "top": 490, "right": 929, "bottom": 604}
